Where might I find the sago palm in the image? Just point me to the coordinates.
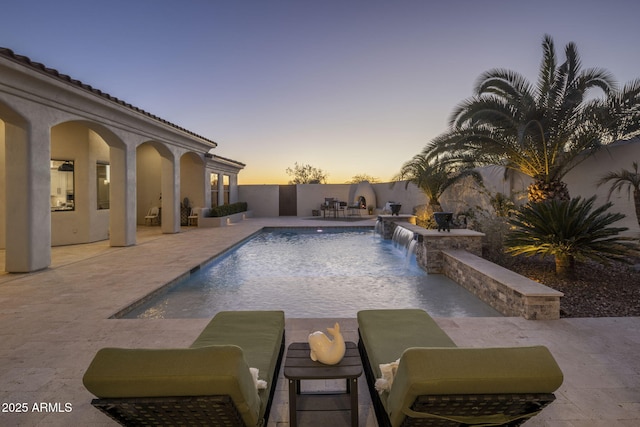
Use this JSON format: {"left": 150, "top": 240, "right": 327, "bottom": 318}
{"left": 597, "top": 161, "right": 640, "bottom": 228}
{"left": 505, "top": 196, "right": 639, "bottom": 278}
{"left": 428, "top": 34, "right": 640, "bottom": 202}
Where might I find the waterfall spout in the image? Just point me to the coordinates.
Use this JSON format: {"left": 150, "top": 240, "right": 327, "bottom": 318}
{"left": 375, "top": 218, "right": 384, "bottom": 236}
{"left": 391, "top": 226, "right": 418, "bottom": 257}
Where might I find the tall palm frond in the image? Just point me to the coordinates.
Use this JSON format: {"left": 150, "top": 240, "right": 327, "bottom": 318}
{"left": 393, "top": 147, "right": 482, "bottom": 207}
{"left": 428, "top": 34, "right": 640, "bottom": 202}
{"left": 597, "top": 161, "right": 640, "bottom": 228}
{"left": 590, "top": 79, "right": 640, "bottom": 142}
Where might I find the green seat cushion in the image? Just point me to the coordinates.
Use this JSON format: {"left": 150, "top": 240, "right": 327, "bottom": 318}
{"left": 357, "top": 309, "right": 456, "bottom": 378}
{"left": 190, "top": 310, "right": 285, "bottom": 419}
{"left": 82, "top": 345, "right": 261, "bottom": 426}
{"left": 190, "top": 310, "right": 284, "bottom": 381}
{"left": 386, "top": 346, "right": 564, "bottom": 427}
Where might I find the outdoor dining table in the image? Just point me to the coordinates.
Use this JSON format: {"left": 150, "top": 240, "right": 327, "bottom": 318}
{"left": 322, "top": 200, "right": 344, "bottom": 218}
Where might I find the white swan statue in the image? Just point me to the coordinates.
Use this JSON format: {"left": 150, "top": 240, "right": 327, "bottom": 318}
{"left": 308, "top": 322, "right": 346, "bottom": 365}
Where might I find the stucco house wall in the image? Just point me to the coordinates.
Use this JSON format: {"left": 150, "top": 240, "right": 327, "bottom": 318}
{"left": 0, "top": 47, "right": 244, "bottom": 272}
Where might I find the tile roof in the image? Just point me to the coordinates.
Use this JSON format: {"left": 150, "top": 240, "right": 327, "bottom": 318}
{"left": 209, "top": 153, "right": 246, "bottom": 168}
{"left": 0, "top": 47, "right": 217, "bottom": 147}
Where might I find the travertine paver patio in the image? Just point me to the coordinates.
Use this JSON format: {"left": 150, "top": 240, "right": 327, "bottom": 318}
{"left": 0, "top": 217, "right": 638, "bottom": 426}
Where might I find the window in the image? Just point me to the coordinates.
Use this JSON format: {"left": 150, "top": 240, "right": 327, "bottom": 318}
{"left": 97, "top": 163, "right": 110, "bottom": 209}
{"left": 51, "top": 160, "right": 75, "bottom": 211}
{"left": 210, "top": 173, "right": 230, "bottom": 207}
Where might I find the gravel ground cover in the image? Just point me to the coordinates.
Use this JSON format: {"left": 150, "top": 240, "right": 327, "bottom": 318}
{"left": 504, "top": 256, "right": 640, "bottom": 317}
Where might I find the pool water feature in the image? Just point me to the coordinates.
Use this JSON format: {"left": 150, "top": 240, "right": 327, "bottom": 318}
{"left": 123, "top": 228, "right": 502, "bottom": 319}
{"left": 391, "top": 226, "right": 418, "bottom": 258}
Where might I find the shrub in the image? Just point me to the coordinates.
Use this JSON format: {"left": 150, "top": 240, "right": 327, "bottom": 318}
{"left": 505, "top": 196, "right": 640, "bottom": 278}
{"left": 413, "top": 204, "right": 437, "bottom": 229}
{"left": 473, "top": 213, "right": 512, "bottom": 264}
{"left": 207, "top": 202, "right": 248, "bottom": 218}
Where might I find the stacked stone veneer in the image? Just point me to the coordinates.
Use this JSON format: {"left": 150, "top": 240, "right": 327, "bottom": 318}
{"left": 417, "top": 229, "right": 483, "bottom": 273}
{"left": 442, "top": 250, "right": 563, "bottom": 320}
{"left": 378, "top": 217, "right": 563, "bottom": 320}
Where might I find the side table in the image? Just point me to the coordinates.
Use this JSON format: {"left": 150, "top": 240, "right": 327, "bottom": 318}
{"left": 284, "top": 341, "right": 362, "bottom": 426}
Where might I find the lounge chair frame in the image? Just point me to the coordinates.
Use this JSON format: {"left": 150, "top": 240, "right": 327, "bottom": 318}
{"left": 90, "top": 331, "right": 285, "bottom": 427}
{"left": 91, "top": 395, "right": 244, "bottom": 426}
{"left": 357, "top": 332, "right": 556, "bottom": 427}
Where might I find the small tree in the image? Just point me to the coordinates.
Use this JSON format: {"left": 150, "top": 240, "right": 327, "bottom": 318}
{"left": 346, "top": 174, "right": 379, "bottom": 184}
{"left": 597, "top": 161, "right": 640, "bottom": 229}
{"left": 505, "top": 196, "right": 639, "bottom": 278}
{"left": 285, "top": 162, "right": 328, "bottom": 184}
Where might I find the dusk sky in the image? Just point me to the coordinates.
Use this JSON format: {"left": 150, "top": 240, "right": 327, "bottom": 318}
{"left": 3, "top": 0, "right": 640, "bottom": 184}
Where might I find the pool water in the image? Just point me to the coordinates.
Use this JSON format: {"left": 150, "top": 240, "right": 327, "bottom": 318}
{"left": 124, "top": 228, "right": 502, "bottom": 318}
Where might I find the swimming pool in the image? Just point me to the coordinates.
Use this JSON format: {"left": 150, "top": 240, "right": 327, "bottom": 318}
{"left": 123, "top": 227, "right": 502, "bottom": 318}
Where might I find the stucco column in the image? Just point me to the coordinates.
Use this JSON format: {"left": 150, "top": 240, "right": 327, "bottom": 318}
{"left": 161, "top": 154, "right": 180, "bottom": 233}
{"left": 109, "top": 143, "right": 136, "bottom": 247}
{"left": 203, "top": 169, "right": 212, "bottom": 209}
{"left": 217, "top": 172, "right": 225, "bottom": 206}
{"left": 5, "top": 121, "right": 51, "bottom": 272}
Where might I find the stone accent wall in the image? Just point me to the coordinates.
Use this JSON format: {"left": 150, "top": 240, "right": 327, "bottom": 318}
{"left": 377, "top": 215, "right": 416, "bottom": 239}
{"left": 379, "top": 218, "right": 483, "bottom": 273}
{"left": 442, "top": 249, "right": 563, "bottom": 320}
{"left": 379, "top": 219, "right": 562, "bottom": 320}
{"left": 417, "top": 229, "right": 483, "bottom": 273}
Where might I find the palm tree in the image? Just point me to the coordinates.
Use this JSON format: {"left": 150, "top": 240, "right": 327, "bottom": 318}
{"left": 393, "top": 150, "right": 481, "bottom": 211}
{"left": 598, "top": 161, "right": 640, "bottom": 228}
{"left": 505, "top": 196, "right": 639, "bottom": 278}
{"left": 428, "top": 34, "right": 640, "bottom": 202}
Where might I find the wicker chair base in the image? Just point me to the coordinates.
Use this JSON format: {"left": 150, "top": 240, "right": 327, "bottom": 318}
{"left": 91, "top": 331, "right": 285, "bottom": 427}
{"left": 357, "top": 332, "right": 556, "bottom": 427}
{"left": 91, "top": 395, "right": 245, "bottom": 426}
{"left": 401, "top": 393, "right": 555, "bottom": 427}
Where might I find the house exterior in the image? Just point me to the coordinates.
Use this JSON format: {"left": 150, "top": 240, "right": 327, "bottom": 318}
{"left": 0, "top": 48, "right": 244, "bottom": 273}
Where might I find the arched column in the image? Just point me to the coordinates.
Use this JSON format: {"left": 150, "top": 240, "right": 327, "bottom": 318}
{"left": 109, "top": 143, "right": 137, "bottom": 246}
{"left": 180, "top": 152, "right": 206, "bottom": 209}
{"left": 5, "top": 119, "right": 51, "bottom": 272}
{"left": 161, "top": 153, "right": 180, "bottom": 233}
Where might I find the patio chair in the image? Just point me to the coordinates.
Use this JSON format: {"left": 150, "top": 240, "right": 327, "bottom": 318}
{"left": 188, "top": 207, "right": 199, "bottom": 226}
{"left": 83, "top": 310, "right": 285, "bottom": 427}
{"left": 357, "top": 309, "right": 563, "bottom": 427}
{"left": 321, "top": 198, "right": 336, "bottom": 218}
{"left": 337, "top": 201, "right": 347, "bottom": 217}
{"left": 144, "top": 206, "right": 159, "bottom": 225}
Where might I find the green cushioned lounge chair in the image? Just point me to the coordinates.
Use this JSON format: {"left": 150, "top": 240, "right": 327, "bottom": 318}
{"left": 357, "top": 309, "right": 563, "bottom": 427}
{"left": 83, "top": 310, "right": 285, "bottom": 426}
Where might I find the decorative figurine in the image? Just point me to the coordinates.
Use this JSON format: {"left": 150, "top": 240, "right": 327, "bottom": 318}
{"left": 308, "top": 322, "right": 346, "bottom": 365}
